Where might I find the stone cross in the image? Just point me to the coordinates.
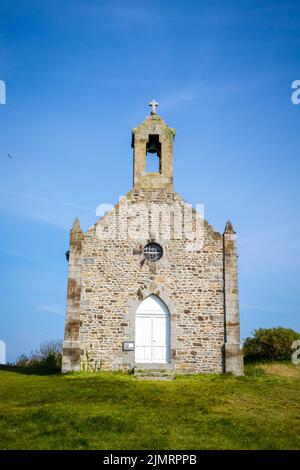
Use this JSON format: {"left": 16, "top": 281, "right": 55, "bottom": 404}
{"left": 149, "top": 99, "right": 158, "bottom": 115}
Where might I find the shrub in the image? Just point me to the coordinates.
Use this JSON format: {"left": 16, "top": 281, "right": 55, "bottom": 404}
{"left": 15, "top": 354, "right": 29, "bottom": 368}
{"left": 243, "top": 327, "right": 300, "bottom": 362}
{"left": 16, "top": 340, "right": 62, "bottom": 371}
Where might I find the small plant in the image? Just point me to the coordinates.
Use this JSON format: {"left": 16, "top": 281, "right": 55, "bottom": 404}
{"left": 80, "top": 352, "right": 102, "bottom": 372}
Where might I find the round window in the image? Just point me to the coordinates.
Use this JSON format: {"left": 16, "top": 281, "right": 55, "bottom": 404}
{"left": 143, "top": 243, "right": 163, "bottom": 262}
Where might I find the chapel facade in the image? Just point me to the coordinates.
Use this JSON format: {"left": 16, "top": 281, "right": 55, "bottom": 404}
{"left": 62, "top": 103, "right": 243, "bottom": 376}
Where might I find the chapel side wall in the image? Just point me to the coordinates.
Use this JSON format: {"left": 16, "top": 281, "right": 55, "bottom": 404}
{"left": 78, "top": 190, "right": 225, "bottom": 374}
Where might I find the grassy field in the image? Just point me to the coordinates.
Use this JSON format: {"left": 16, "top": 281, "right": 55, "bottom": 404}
{"left": 0, "top": 363, "right": 300, "bottom": 450}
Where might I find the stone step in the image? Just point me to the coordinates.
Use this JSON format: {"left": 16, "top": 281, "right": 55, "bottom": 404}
{"left": 134, "top": 368, "right": 175, "bottom": 380}
{"left": 135, "top": 376, "right": 173, "bottom": 381}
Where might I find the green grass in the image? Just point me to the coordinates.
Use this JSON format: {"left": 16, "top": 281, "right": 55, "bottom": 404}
{"left": 0, "top": 363, "right": 300, "bottom": 449}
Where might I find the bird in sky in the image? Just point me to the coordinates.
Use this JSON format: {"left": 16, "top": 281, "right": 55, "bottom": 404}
{"left": 8, "top": 154, "right": 13, "bottom": 158}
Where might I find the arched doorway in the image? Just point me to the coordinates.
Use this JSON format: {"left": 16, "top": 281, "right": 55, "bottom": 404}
{"left": 135, "top": 294, "right": 170, "bottom": 364}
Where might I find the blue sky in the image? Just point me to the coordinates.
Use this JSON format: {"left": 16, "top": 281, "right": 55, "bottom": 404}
{"left": 0, "top": 0, "right": 299, "bottom": 362}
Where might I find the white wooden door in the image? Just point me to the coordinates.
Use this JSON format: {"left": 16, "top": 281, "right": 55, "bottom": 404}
{"left": 135, "top": 315, "right": 152, "bottom": 363}
{"left": 135, "top": 295, "right": 170, "bottom": 364}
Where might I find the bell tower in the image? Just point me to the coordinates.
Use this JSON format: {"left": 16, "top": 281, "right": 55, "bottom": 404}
{"left": 132, "top": 100, "right": 175, "bottom": 191}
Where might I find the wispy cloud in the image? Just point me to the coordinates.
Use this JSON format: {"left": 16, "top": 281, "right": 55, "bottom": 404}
{"left": 0, "top": 248, "right": 53, "bottom": 267}
{"left": 240, "top": 303, "right": 298, "bottom": 315}
{"left": 0, "top": 189, "right": 93, "bottom": 212}
{"left": 159, "top": 78, "right": 248, "bottom": 113}
{"left": 0, "top": 189, "right": 94, "bottom": 230}
{"left": 76, "top": 1, "right": 158, "bottom": 25}
{"left": 239, "top": 228, "right": 295, "bottom": 246}
{"left": 161, "top": 87, "right": 199, "bottom": 111}
{"left": 38, "top": 304, "right": 65, "bottom": 316}
{"left": 240, "top": 303, "right": 279, "bottom": 313}
{"left": 105, "top": 3, "right": 155, "bottom": 23}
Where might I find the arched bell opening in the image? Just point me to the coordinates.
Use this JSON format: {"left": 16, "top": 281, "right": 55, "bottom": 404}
{"left": 146, "top": 134, "right": 161, "bottom": 173}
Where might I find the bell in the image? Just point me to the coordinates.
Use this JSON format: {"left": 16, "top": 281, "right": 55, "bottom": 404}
{"left": 147, "top": 141, "right": 159, "bottom": 154}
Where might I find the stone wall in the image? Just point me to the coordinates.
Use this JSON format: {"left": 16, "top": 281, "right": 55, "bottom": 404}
{"left": 76, "top": 189, "right": 225, "bottom": 374}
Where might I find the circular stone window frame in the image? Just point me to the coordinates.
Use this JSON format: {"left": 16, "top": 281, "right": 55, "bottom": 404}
{"left": 143, "top": 242, "right": 163, "bottom": 262}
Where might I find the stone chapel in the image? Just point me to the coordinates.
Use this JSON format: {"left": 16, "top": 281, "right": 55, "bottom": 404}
{"left": 62, "top": 102, "right": 243, "bottom": 376}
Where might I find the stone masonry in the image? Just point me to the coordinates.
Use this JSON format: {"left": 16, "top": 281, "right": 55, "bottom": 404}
{"left": 62, "top": 108, "right": 243, "bottom": 375}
